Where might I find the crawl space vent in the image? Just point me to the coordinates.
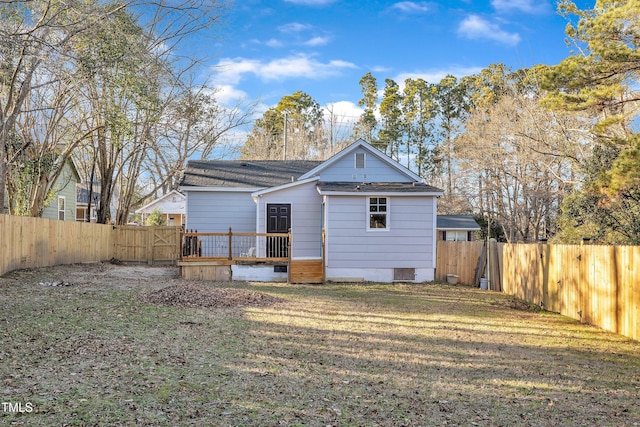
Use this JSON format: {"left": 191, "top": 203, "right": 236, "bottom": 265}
{"left": 394, "top": 268, "right": 415, "bottom": 281}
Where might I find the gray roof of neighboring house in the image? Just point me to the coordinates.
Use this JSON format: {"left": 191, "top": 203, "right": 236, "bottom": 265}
{"left": 317, "top": 181, "right": 443, "bottom": 193}
{"left": 437, "top": 215, "right": 481, "bottom": 230}
{"left": 180, "top": 160, "right": 322, "bottom": 188}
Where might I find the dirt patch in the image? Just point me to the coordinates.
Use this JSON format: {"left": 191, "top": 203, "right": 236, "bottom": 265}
{"left": 141, "top": 283, "right": 284, "bottom": 308}
{"left": 491, "top": 295, "right": 543, "bottom": 312}
{"left": 1, "top": 262, "right": 181, "bottom": 291}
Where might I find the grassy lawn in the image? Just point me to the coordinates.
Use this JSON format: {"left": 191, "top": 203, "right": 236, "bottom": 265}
{"left": 1, "top": 264, "right": 639, "bottom": 426}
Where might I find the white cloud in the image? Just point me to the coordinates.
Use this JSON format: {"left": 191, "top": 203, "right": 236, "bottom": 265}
{"left": 264, "top": 38, "right": 284, "bottom": 48}
{"left": 257, "top": 24, "right": 331, "bottom": 48}
{"left": 491, "top": 0, "right": 549, "bottom": 14}
{"left": 303, "top": 36, "right": 331, "bottom": 46}
{"left": 261, "top": 56, "right": 357, "bottom": 80}
{"left": 212, "top": 54, "right": 358, "bottom": 85}
{"left": 213, "top": 85, "right": 250, "bottom": 107}
{"left": 457, "top": 15, "right": 521, "bottom": 46}
{"left": 213, "top": 58, "right": 261, "bottom": 85}
{"left": 371, "top": 65, "right": 392, "bottom": 73}
{"left": 278, "top": 22, "right": 312, "bottom": 33}
{"left": 324, "top": 101, "right": 363, "bottom": 122}
{"left": 390, "top": 1, "right": 432, "bottom": 14}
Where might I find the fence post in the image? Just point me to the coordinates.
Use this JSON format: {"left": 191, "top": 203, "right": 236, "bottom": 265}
{"left": 228, "top": 227, "right": 233, "bottom": 260}
{"left": 147, "top": 226, "right": 154, "bottom": 265}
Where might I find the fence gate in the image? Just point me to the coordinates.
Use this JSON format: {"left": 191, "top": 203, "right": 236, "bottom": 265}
{"left": 113, "top": 226, "right": 181, "bottom": 265}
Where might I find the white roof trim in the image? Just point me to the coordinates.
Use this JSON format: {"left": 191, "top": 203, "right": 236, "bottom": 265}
{"left": 179, "top": 186, "right": 264, "bottom": 193}
{"left": 299, "top": 139, "right": 423, "bottom": 182}
{"left": 252, "top": 176, "right": 320, "bottom": 199}
{"left": 135, "top": 189, "right": 185, "bottom": 214}
{"left": 318, "top": 190, "right": 442, "bottom": 197}
{"left": 437, "top": 226, "right": 481, "bottom": 231}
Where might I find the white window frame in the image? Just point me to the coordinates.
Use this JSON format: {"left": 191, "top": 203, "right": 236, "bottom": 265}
{"left": 445, "top": 230, "right": 468, "bottom": 241}
{"left": 366, "top": 196, "right": 389, "bottom": 231}
{"left": 355, "top": 152, "right": 366, "bottom": 169}
{"left": 58, "top": 196, "right": 66, "bottom": 221}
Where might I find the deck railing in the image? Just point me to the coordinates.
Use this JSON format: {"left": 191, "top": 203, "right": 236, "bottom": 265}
{"left": 181, "top": 228, "right": 290, "bottom": 262}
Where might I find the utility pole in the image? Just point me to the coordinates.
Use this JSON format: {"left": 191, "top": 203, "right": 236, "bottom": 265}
{"left": 329, "top": 109, "right": 334, "bottom": 156}
{"left": 283, "top": 112, "right": 288, "bottom": 160}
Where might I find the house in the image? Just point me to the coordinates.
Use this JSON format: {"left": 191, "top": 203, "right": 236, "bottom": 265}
{"left": 41, "top": 158, "right": 81, "bottom": 221}
{"left": 180, "top": 139, "right": 443, "bottom": 283}
{"left": 2, "top": 158, "right": 80, "bottom": 220}
{"left": 437, "top": 215, "right": 481, "bottom": 241}
{"left": 76, "top": 185, "right": 100, "bottom": 222}
{"left": 135, "top": 190, "right": 185, "bottom": 226}
{"left": 75, "top": 183, "right": 120, "bottom": 224}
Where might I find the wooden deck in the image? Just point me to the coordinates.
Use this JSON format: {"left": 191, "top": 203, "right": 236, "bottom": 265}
{"left": 178, "top": 230, "right": 324, "bottom": 283}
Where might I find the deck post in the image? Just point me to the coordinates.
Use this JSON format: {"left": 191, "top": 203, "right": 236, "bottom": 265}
{"left": 287, "top": 228, "right": 292, "bottom": 283}
{"left": 228, "top": 227, "right": 233, "bottom": 260}
{"left": 322, "top": 227, "right": 326, "bottom": 283}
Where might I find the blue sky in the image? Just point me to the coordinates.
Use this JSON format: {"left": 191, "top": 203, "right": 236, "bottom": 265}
{"left": 206, "top": 0, "right": 593, "bottom": 123}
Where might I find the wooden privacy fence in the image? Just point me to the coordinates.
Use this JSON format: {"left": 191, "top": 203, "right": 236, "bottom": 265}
{"left": 3, "top": 214, "right": 638, "bottom": 341}
{"left": 112, "top": 226, "right": 182, "bottom": 264}
{"left": 436, "top": 240, "right": 484, "bottom": 285}
{"left": 502, "top": 243, "right": 640, "bottom": 341}
{"left": 0, "top": 214, "right": 113, "bottom": 276}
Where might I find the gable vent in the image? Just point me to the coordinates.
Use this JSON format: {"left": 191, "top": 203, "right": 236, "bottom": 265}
{"left": 355, "top": 152, "right": 365, "bottom": 169}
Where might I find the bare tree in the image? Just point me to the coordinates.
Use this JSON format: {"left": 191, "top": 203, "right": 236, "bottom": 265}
{"left": 6, "top": 72, "right": 94, "bottom": 216}
{"left": 457, "top": 87, "right": 591, "bottom": 241}
{"left": 1, "top": 0, "right": 127, "bottom": 213}
{"left": 241, "top": 91, "right": 327, "bottom": 161}
{"left": 140, "top": 83, "right": 257, "bottom": 202}
{"left": 2, "top": 0, "right": 231, "bottom": 224}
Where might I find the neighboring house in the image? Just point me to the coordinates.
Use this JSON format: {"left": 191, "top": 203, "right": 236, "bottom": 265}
{"left": 41, "top": 158, "right": 81, "bottom": 221}
{"left": 76, "top": 185, "right": 100, "bottom": 222}
{"left": 2, "top": 158, "right": 80, "bottom": 220}
{"left": 135, "top": 190, "right": 185, "bottom": 226}
{"left": 437, "top": 215, "right": 481, "bottom": 241}
{"left": 180, "top": 139, "right": 443, "bottom": 282}
{"left": 75, "top": 182, "right": 120, "bottom": 223}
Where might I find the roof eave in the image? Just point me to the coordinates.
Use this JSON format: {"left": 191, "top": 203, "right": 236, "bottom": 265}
{"left": 437, "top": 227, "right": 481, "bottom": 231}
{"left": 300, "top": 139, "right": 424, "bottom": 182}
{"left": 134, "top": 190, "right": 185, "bottom": 214}
{"left": 179, "top": 186, "right": 265, "bottom": 193}
{"left": 318, "top": 190, "right": 443, "bottom": 196}
{"left": 252, "top": 176, "right": 321, "bottom": 199}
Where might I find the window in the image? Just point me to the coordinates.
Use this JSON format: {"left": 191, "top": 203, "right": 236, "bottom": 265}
{"left": 355, "top": 152, "right": 365, "bottom": 169}
{"left": 445, "top": 231, "right": 468, "bottom": 241}
{"left": 368, "top": 197, "right": 388, "bottom": 230}
{"left": 58, "top": 197, "right": 65, "bottom": 221}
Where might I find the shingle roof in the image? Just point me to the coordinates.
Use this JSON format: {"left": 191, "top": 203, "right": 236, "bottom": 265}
{"left": 180, "top": 160, "right": 322, "bottom": 188}
{"left": 317, "top": 181, "right": 443, "bottom": 193}
{"left": 436, "top": 215, "right": 481, "bottom": 230}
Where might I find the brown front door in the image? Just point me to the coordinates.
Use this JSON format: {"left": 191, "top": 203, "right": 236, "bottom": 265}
{"left": 267, "top": 204, "right": 290, "bottom": 257}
